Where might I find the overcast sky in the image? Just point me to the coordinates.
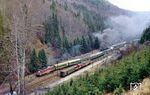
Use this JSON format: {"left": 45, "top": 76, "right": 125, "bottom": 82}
{"left": 107, "top": 0, "right": 150, "bottom": 11}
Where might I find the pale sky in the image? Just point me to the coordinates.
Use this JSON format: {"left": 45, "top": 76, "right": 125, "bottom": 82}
{"left": 107, "top": 0, "right": 150, "bottom": 11}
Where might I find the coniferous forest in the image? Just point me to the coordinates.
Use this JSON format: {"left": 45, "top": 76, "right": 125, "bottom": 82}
{"left": 140, "top": 25, "right": 150, "bottom": 43}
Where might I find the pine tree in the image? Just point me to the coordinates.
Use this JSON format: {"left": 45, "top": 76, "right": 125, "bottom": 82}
{"left": 86, "top": 35, "right": 94, "bottom": 51}
{"left": 69, "top": 42, "right": 73, "bottom": 49}
{"left": 73, "top": 39, "right": 77, "bottom": 46}
{"left": 61, "top": 36, "right": 70, "bottom": 53}
{"left": 44, "top": 17, "right": 52, "bottom": 44}
{"left": 44, "top": 0, "right": 62, "bottom": 49}
{"left": 88, "top": 35, "right": 94, "bottom": 49}
{"left": 75, "top": 37, "right": 81, "bottom": 45}
{"left": 38, "top": 49, "right": 48, "bottom": 68}
{"left": 73, "top": 37, "right": 80, "bottom": 46}
{"left": 80, "top": 36, "right": 88, "bottom": 53}
{"left": 64, "top": 36, "right": 70, "bottom": 50}
{"left": 94, "top": 37, "right": 100, "bottom": 49}
{"left": 140, "top": 26, "right": 150, "bottom": 43}
{"left": 55, "top": 34, "right": 62, "bottom": 50}
{"left": 29, "top": 48, "right": 38, "bottom": 73}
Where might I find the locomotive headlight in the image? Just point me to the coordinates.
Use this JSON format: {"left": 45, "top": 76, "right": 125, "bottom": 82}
{"left": 110, "top": 47, "right": 114, "bottom": 50}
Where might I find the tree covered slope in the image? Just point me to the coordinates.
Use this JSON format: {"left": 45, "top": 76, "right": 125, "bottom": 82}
{"left": 0, "top": 0, "right": 130, "bottom": 70}
{"left": 46, "top": 47, "right": 150, "bottom": 95}
{"left": 140, "top": 25, "right": 150, "bottom": 43}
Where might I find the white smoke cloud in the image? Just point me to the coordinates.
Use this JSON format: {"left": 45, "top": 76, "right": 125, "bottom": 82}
{"left": 94, "top": 12, "right": 150, "bottom": 47}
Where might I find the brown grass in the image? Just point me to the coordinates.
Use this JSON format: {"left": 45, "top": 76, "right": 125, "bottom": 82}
{"left": 125, "top": 77, "right": 150, "bottom": 95}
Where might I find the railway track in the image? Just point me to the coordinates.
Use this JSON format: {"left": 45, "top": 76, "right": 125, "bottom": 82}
{"left": 28, "top": 56, "right": 111, "bottom": 95}
{"left": 26, "top": 74, "right": 59, "bottom": 93}
{"left": 25, "top": 66, "right": 77, "bottom": 93}
{"left": 25, "top": 71, "right": 59, "bottom": 93}
{"left": 0, "top": 66, "right": 77, "bottom": 94}
{"left": 26, "top": 60, "right": 101, "bottom": 93}
{"left": 2, "top": 53, "right": 112, "bottom": 95}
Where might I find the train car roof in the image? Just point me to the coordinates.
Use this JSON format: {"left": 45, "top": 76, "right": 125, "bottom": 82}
{"left": 37, "top": 66, "right": 52, "bottom": 71}
{"left": 54, "top": 58, "right": 81, "bottom": 66}
{"left": 111, "top": 41, "right": 126, "bottom": 47}
{"left": 90, "top": 52, "right": 103, "bottom": 57}
{"left": 60, "top": 66, "right": 75, "bottom": 72}
{"left": 103, "top": 48, "right": 112, "bottom": 52}
{"left": 133, "top": 39, "right": 140, "bottom": 42}
{"left": 68, "top": 58, "right": 81, "bottom": 63}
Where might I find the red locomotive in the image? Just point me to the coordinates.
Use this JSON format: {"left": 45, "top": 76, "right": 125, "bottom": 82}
{"left": 36, "top": 66, "right": 55, "bottom": 76}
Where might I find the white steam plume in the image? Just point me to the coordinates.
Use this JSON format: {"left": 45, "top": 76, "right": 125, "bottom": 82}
{"left": 94, "top": 12, "right": 150, "bottom": 47}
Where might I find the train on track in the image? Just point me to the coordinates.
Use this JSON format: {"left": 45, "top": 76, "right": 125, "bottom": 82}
{"left": 36, "top": 40, "right": 140, "bottom": 77}
{"left": 36, "top": 52, "right": 105, "bottom": 76}
{"left": 60, "top": 61, "right": 90, "bottom": 77}
{"left": 36, "top": 59, "right": 81, "bottom": 76}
